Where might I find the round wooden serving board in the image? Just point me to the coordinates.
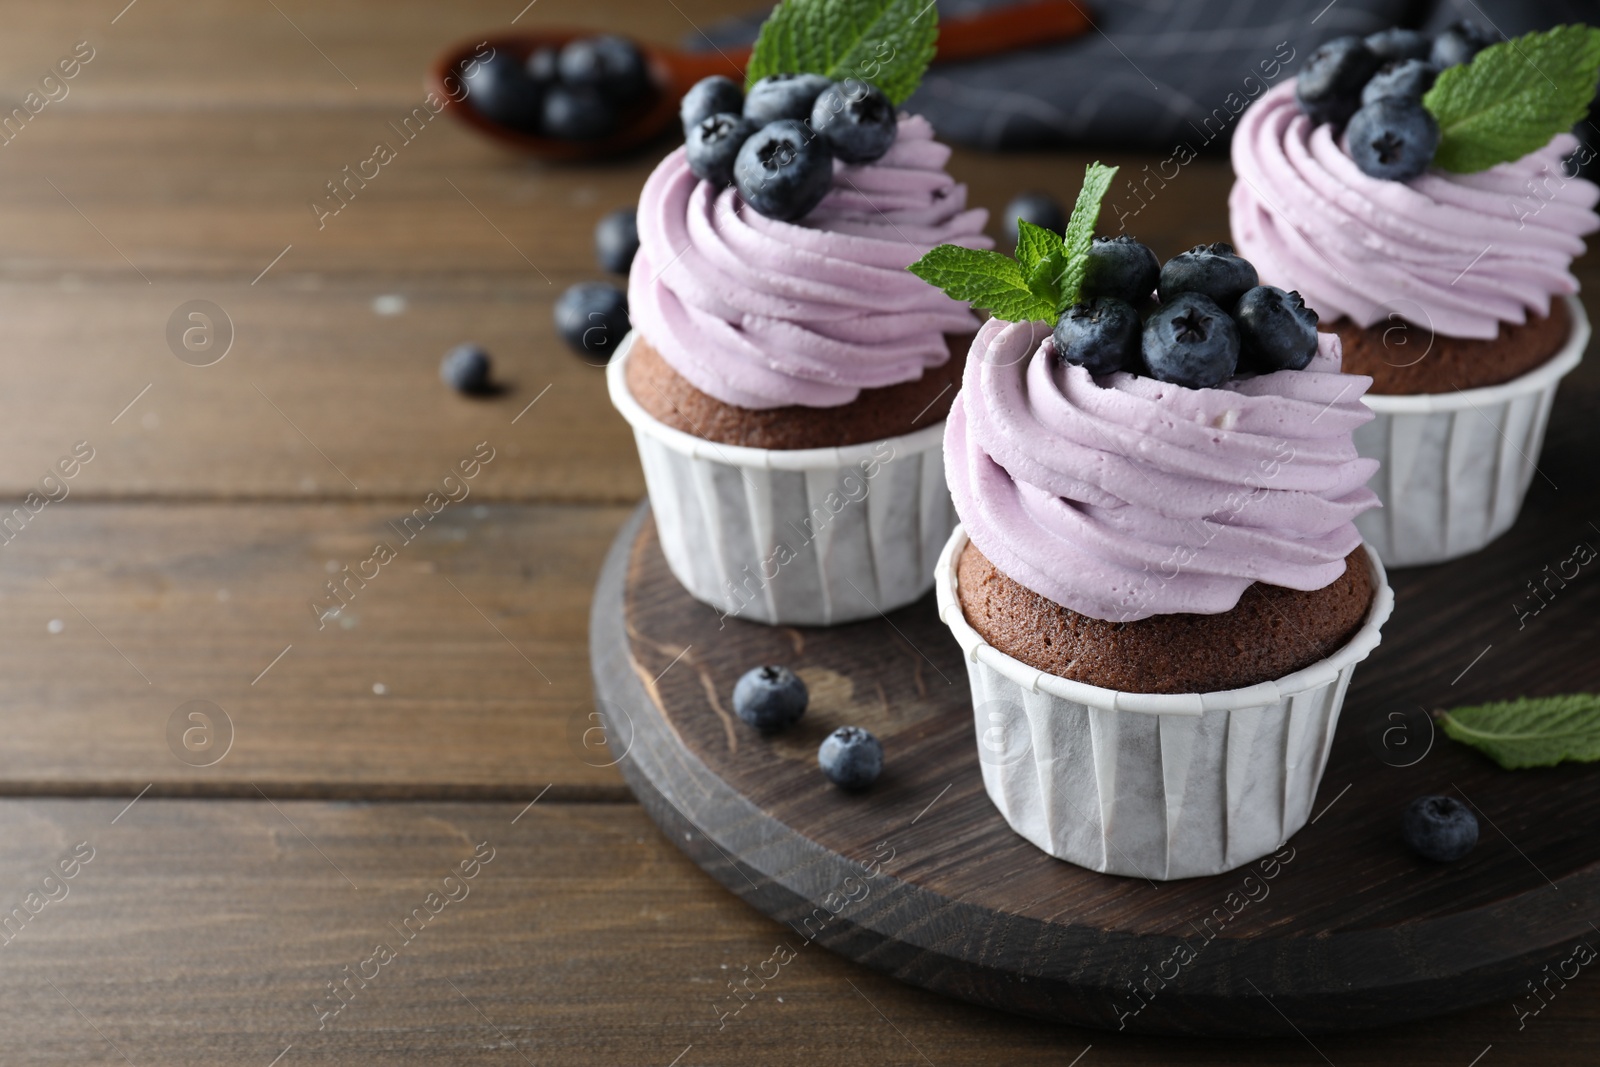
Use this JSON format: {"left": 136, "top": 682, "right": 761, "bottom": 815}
{"left": 590, "top": 422, "right": 1600, "bottom": 1036}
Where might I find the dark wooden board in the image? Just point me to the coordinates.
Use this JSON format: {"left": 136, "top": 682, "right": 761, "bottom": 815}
{"left": 591, "top": 373, "right": 1600, "bottom": 1036}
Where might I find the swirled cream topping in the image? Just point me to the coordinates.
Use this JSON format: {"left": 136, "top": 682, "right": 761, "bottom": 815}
{"left": 628, "top": 115, "right": 990, "bottom": 409}
{"left": 947, "top": 318, "right": 1381, "bottom": 621}
{"left": 1230, "top": 82, "right": 1598, "bottom": 340}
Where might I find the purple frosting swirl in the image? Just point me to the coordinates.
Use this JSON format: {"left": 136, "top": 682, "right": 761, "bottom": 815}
{"left": 947, "top": 319, "right": 1381, "bottom": 621}
{"left": 628, "top": 115, "right": 990, "bottom": 409}
{"left": 1231, "top": 82, "right": 1598, "bottom": 340}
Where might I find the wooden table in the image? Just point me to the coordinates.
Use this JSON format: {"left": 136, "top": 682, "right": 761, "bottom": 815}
{"left": 2, "top": 2, "right": 1594, "bottom": 1063}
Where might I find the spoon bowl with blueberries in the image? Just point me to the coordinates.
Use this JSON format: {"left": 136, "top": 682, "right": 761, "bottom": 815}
{"left": 428, "top": 0, "right": 1094, "bottom": 162}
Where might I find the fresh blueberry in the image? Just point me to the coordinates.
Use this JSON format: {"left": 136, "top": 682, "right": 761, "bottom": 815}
{"left": 734, "top": 119, "right": 835, "bottom": 222}
{"left": 680, "top": 75, "right": 744, "bottom": 134}
{"left": 557, "top": 35, "right": 649, "bottom": 104}
{"left": 1361, "top": 59, "right": 1438, "bottom": 107}
{"left": 1363, "top": 28, "right": 1431, "bottom": 63}
{"left": 526, "top": 45, "right": 559, "bottom": 85}
{"left": 1234, "top": 286, "right": 1319, "bottom": 373}
{"left": 1141, "top": 293, "right": 1239, "bottom": 389}
{"left": 1347, "top": 99, "right": 1440, "bottom": 181}
{"left": 1001, "top": 191, "right": 1066, "bottom": 246}
{"left": 732, "top": 665, "right": 808, "bottom": 732}
{"left": 744, "top": 73, "right": 833, "bottom": 125}
{"left": 1401, "top": 795, "right": 1479, "bottom": 862}
{"left": 541, "top": 84, "right": 617, "bottom": 140}
{"left": 594, "top": 208, "right": 639, "bottom": 275}
{"left": 686, "top": 112, "right": 758, "bottom": 187}
{"left": 1157, "top": 241, "right": 1259, "bottom": 309}
{"left": 554, "top": 282, "right": 630, "bottom": 360}
{"left": 810, "top": 80, "right": 897, "bottom": 164}
{"left": 440, "top": 343, "right": 492, "bottom": 394}
{"left": 1431, "top": 20, "right": 1493, "bottom": 69}
{"left": 462, "top": 50, "right": 543, "bottom": 132}
{"left": 1296, "top": 36, "right": 1382, "bottom": 126}
{"left": 818, "top": 726, "right": 883, "bottom": 790}
{"left": 1053, "top": 298, "right": 1141, "bottom": 375}
{"left": 1081, "top": 235, "right": 1161, "bottom": 305}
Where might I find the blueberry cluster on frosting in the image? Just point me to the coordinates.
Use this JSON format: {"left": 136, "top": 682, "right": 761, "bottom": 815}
{"left": 679, "top": 73, "right": 900, "bottom": 221}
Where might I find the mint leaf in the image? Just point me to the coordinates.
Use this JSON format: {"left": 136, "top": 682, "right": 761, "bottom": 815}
{"left": 746, "top": 0, "right": 939, "bottom": 106}
{"left": 1013, "top": 218, "right": 1063, "bottom": 273}
{"left": 1055, "top": 161, "right": 1118, "bottom": 308}
{"left": 1424, "top": 24, "right": 1600, "bottom": 173}
{"left": 907, "top": 245, "right": 1056, "bottom": 322}
{"left": 1438, "top": 693, "right": 1600, "bottom": 769}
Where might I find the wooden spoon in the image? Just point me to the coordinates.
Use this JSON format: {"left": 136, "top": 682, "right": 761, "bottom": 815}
{"left": 428, "top": 0, "right": 1095, "bottom": 162}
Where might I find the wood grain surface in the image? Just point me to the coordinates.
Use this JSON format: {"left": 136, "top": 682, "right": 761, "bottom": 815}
{"left": 0, "top": 0, "right": 1593, "bottom": 1061}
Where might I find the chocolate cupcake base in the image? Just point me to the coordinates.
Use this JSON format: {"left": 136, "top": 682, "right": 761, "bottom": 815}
{"left": 1330, "top": 297, "right": 1570, "bottom": 394}
{"left": 624, "top": 333, "right": 968, "bottom": 450}
{"left": 955, "top": 541, "right": 1374, "bottom": 694}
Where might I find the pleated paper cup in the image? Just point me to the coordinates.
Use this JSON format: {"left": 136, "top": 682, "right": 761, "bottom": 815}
{"left": 607, "top": 332, "right": 957, "bottom": 626}
{"left": 1354, "top": 294, "right": 1588, "bottom": 568}
{"left": 935, "top": 525, "right": 1393, "bottom": 881}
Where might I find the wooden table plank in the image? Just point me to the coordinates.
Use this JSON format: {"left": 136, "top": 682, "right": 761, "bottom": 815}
{"left": 0, "top": 503, "right": 629, "bottom": 795}
{"left": 0, "top": 797, "right": 1589, "bottom": 1066}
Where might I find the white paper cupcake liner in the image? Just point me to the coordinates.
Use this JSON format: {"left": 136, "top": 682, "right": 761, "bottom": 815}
{"left": 935, "top": 525, "right": 1393, "bottom": 880}
{"left": 1354, "top": 294, "right": 1588, "bottom": 568}
{"left": 607, "top": 332, "right": 957, "bottom": 626}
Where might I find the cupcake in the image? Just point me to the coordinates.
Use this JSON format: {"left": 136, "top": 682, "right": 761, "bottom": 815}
{"left": 1230, "top": 24, "right": 1600, "bottom": 565}
{"left": 914, "top": 169, "right": 1392, "bottom": 877}
{"left": 607, "top": 0, "right": 989, "bottom": 626}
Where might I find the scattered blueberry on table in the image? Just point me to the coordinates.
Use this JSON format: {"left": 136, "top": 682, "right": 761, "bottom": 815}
{"left": 819, "top": 726, "right": 883, "bottom": 790}
{"left": 594, "top": 207, "right": 640, "bottom": 274}
{"left": 440, "top": 343, "right": 492, "bottom": 394}
{"left": 732, "top": 665, "right": 809, "bottom": 732}
{"left": 1001, "top": 191, "right": 1066, "bottom": 246}
{"left": 1401, "top": 795, "right": 1479, "bottom": 862}
{"left": 554, "top": 282, "right": 630, "bottom": 360}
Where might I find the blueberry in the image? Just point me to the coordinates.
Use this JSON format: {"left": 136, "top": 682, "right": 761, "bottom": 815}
{"left": 734, "top": 119, "right": 835, "bottom": 222}
{"left": 1363, "top": 28, "right": 1431, "bottom": 63}
{"left": 554, "top": 282, "right": 630, "bottom": 360}
{"left": 810, "top": 80, "right": 897, "bottom": 164}
{"left": 1053, "top": 298, "right": 1141, "bottom": 375}
{"left": 440, "top": 343, "right": 492, "bottom": 394}
{"left": 462, "top": 50, "right": 543, "bottom": 132}
{"left": 732, "top": 665, "right": 808, "bottom": 732}
{"left": 818, "top": 726, "right": 882, "bottom": 790}
{"left": 1431, "top": 20, "right": 1493, "bottom": 69}
{"left": 680, "top": 75, "right": 743, "bottom": 134}
{"left": 1234, "top": 286, "right": 1319, "bottom": 373}
{"left": 558, "top": 35, "right": 649, "bottom": 104}
{"left": 1401, "top": 795, "right": 1478, "bottom": 862}
{"left": 1141, "top": 293, "right": 1239, "bottom": 388}
{"left": 686, "top": 112, "right": 758, "bottom": 187}
{"left": 526, "top": 45, "right": 559, "bottom": 85}
{"left": 1347, "top": 99, "right": 1440, "bottom": 181}
{"left": 541, "top": 84, "right": 617, "bottom": 140}
{"left": 594, "top": 207, "right": 639, "bottom": 275}
{"left": 1001, "top": 191, "right": 1066, "bottom": 247}
{"left": 1296, "top": 36, "right": 1382, "bottom": 126}
{"left": 1361, "top": 59, "right": 1438, "bottom": 107}
{"left": 743, "top": 73, "right": 833, "bottom": 125}
{"left": 1158, "top": 241, "right": 1259, "bottom": 309}
{"left": 1081, "top": 235, "right": 1160, "bottom": 305}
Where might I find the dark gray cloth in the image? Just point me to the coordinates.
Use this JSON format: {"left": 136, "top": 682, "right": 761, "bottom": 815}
{"left": 692, "top": 0, "right": 1597, "bottom": 152}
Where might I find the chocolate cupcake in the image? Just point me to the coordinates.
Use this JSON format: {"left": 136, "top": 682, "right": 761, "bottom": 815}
{"left": 1229, "top": 26, "right": 1600, "bottom": 564}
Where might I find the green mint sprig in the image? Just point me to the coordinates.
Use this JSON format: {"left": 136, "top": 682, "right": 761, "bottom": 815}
{"left": 1424, "top": 24, "right": 1600, "bottom": 173}
{"left": 1438, "top": 692, "right": 1600, "bottom": 769}
{"left": 907, "top": 162, "right": 1119, "bottom": 323}
{"left": 746, "top": 0, "right": 938, "bottom": 106}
